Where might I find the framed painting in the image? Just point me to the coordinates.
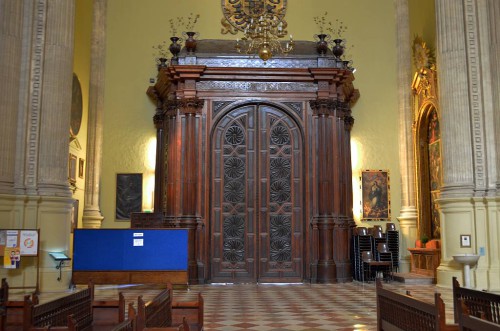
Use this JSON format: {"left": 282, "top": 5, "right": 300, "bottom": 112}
{"left": 68, "top": 154, "right": 77, "bottom": 184}
{"left": 78, "top": 158, "right": 85, "bottom": 179}
{"left": 361, "top": 170, "right": 390, "bottom": 220}
{"left": 115, "top": 173, "right": 143, "bottom": 220}
{"left": 71, "top": 199, "right": 79, "bottom": 233}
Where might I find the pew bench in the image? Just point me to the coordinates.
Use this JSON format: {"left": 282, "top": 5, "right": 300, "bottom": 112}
{"left": 172, "top": 293, "right": 203, "bottom": 331}
{"left": 23, "top": 284, "right": 93, "bottom": 331}
{"left": 1, "top": 278, "right": 8, "bottom": 330}
{"left": 457, "top": 298, "right": 500, "bottom": 331}
{"left": 21, "top": 283, "right": 127, "bottom": 331}
{"left": 453, "top": 276, "right": 500, "bottom": 325}
{"left": 110, "top": 302, "right": 136, "bottom": 331}
{"left": 376, "top": 279, "right": 458, "bottom": 331}
{"left": 1, "top": 278, "right": 40, "bottom": 330}
{"left": 134, "top": 283, "right": 199, "bottom": 331}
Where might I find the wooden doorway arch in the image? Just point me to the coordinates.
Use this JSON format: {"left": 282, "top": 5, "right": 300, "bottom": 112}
{"left": 210, "top": 102, "right": 305, "bottom": 283}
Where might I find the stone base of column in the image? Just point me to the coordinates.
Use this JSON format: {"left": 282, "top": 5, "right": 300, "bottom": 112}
{"left": 397, "top": 207, "right": 417, "bottom": 274}
{"left": 82, "top": 209, "right": 104, "bottom": 228}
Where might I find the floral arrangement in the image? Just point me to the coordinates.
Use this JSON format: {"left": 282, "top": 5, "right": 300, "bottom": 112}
{"left": 313, "top": 12, "right": 347, "bottom": 38}
{"left": 152, "top": 40, "right": 169, "bottom": 60}
{"left": 184, "top": 13, "right": 200, "bottom": 32}
{"left": 169, "top": 13, "right": 200, "bottom": 36}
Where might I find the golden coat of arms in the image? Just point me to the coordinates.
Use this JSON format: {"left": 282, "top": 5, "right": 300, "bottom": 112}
{"left": 221, "top": 0, "right": 288, "bottom": 34}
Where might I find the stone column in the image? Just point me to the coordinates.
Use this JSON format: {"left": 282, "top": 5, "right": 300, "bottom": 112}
{"left": 0, "top": 0, "right": 77, "bottom": 290}
{"left": 394, "top": 0, "right": 417, "bottom": 272}
{"left": 83, "top": 0, "right": 107, "bottom": 228}
{"left": 435, "top": 0, "right": 499, "bottom": 289}
{"left": 33, "top": 0, "right": 74, "bottom": 197}
{"left": 152, "top": 106, "right": 165, "bottom": 211}
{"left": 435, "top": 0, "right": 475, "bottom": 197}
{"left": 0, "top": 1, "right": 23, "bottom": 194}
{"left": 489, "top": 0, "right": 500, "bottom": 190}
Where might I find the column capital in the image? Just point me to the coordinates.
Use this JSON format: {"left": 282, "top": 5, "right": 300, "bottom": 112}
{"left": 179, "top": 97, "right": 204, "bottom": 115}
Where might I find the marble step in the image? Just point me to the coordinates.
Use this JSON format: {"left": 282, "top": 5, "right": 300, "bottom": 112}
{"left": 392, "top": 272, "right": 435, "bottom": 285}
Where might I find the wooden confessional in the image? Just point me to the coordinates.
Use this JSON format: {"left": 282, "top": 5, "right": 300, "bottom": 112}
{"left": 132, "top": 40, "right": 359, "bottom": 284}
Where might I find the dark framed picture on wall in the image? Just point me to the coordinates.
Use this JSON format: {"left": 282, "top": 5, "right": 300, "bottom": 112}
{"left": 115, "top": 173, "right": 143, "bottom": 220}
{"left": 361, "top": 169, "right": 390, "bottom": 220}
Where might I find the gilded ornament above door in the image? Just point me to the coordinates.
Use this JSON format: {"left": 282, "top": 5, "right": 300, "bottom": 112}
{"left": 221, "top": 0, "right": 287, "bottom": 34}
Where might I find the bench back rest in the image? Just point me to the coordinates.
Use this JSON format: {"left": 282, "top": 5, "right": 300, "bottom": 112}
{"left": 453, "top": 277, "right": 500, "bottom": 324}
{"left": 24, "top": 285, "right": 93, "bottom": 330}
{"left": 0, "top": 278, "right": 8, "bottom": 304}
{"left": 458, "top": 298, "right": 500, "bottom": 331}
{"left": 376, "top": 279, "right": 446, "bottom": 331}
{"left": 136, "top": 287, "right": 172, "bottom": 331}
{"left": 197, "top": 293, "right": 204, "bottom": 327}
{"left": 111, "top": 303, "right": 136, "bottom": 331}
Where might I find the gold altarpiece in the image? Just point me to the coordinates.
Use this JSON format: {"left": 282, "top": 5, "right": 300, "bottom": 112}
{"left": 411, "top": 37, "right": 442, "bottom": 242}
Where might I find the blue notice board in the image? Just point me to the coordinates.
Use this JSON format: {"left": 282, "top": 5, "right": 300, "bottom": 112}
{"left": 73, "top": 229, "right": 188, "bottom": 271}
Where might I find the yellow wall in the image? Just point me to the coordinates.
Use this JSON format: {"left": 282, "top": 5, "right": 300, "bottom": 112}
{"left": 101, "top": 0, "right": 401, "bottom": 228}
{"left": 72, "top": 0, "right": 93, "bottom": 229}
{"left": 409, "top": 0, "right": 436, "bottom": 55}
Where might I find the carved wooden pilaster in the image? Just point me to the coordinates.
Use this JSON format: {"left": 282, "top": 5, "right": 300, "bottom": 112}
{"left": 309, "top": 97, "right": 355, "bottom": 283}
{"left": 163, "top": 100, "right": 179, "bottom": 217}
{"left": 309, "top": 99, "right": 337, "bottom": 282}
{"left": 178, "top": 97, "right": 204, "bottom": 283}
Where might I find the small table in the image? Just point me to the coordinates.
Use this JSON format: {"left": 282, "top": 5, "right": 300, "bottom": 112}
{"left": 408, "top": 248, "right": 441, "bottom": 282}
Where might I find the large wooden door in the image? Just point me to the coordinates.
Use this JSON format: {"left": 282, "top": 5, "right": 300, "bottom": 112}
{"left": 211, "top": 103, "right": 304, "bottom": 283}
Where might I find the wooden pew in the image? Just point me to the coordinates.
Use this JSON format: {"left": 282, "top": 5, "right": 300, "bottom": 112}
{"left": 1, "top": 278, "right": 39, "bottom": 330}
{"left": 376, "top": 279, "right": 458, "bottom": 330}
{"left": 172, "top": 293, "right": 203, "bottom": 331}
{"left": 457, "top": 298, "right": 500, "bottom": 331}
{"left": 23, "top": 284, "right": 94, "bottom": 331}
{"left": 1, "top": 278, "right": 8, "bottom": 331}
{"left": 134, "top": 283, "right": 194, "bottom": 331}
{"left": 93, "top": 292, "right": 126, "bottom": 327}
{"left": 453, "top": 276, "right": 500, "bottom": 325}
{"left": 110, "top": 302, "right": 136, "bottom": 331}
{"left": 21, "top": 282, "right": 127, "bottom": 331}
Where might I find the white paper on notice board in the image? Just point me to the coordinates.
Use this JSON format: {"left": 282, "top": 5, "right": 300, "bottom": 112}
{"left": 20, "top": 231, "right": 38, "bottom": 255}
{"left": 133, "top": 238, "right": 144, "bottom": 246}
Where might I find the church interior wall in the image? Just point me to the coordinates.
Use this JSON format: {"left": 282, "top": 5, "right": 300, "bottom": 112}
{"left": 99, "top": 0, "right": 402, "bottom": 230}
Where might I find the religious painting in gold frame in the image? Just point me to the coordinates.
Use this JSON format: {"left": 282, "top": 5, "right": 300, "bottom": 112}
{"left": 361, "top": 170, "right": 390, "bottom": 220}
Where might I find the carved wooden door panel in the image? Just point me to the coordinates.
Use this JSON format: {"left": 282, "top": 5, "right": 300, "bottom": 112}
{"left": 211, "top": 104, "right": 303, "bottom": 283}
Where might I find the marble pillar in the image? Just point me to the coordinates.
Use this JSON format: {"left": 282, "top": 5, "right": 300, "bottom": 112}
{"left": 394, "top": 0, "right": 418, "bottom": 273}
{"left": 435, "top": 0, "right": 500, "bottom": 289}
{"left": 82, "top": 0, "right": 107, "bottom": 228}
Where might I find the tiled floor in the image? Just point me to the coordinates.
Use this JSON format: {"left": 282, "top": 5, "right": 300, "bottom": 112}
{"left": 9, "top": 280, "right": 454, "bottom": 331}
{"left": 173, "top": 281, "right": 454, "bottom": 331}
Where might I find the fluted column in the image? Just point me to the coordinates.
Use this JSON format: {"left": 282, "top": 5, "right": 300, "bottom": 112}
{"left": 489, "top": 0, "right": 500, "bottom": 190}
{"left": 152, "top": 103, "right": 166, "bottom": 211}
{"left": 394, "top": 0, "right": 417, "bottom": 272}
{"left": 436, "top": 0, "right": 475, "bottom": 197}
{"left": 0, "top": 1, "right": 23, "bottom": 194}
{"left": 8, "top": 0, "right": 74, "bottom": 198}
{"left": 434, "top": 0, "right": 500, "bottom": 289}
{"left": 82, "top": 0, "right": 107, "bottom": 228}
